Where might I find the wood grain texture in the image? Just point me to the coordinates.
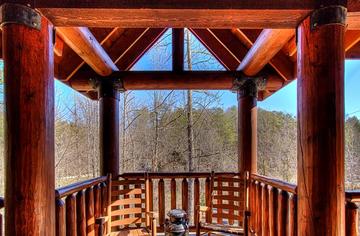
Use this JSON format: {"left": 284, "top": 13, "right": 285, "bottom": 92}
{"left": 237, "top": 94, "right": 257, "bottom": 174}
{"left": 66, "top": 194, "right": 77, "bottom": 236}
{"left": 345, "top": 202, "right": 359, "bottom": 236}
{"left": 3, "top": 16, "right": 55, "bottom": 236}
{"left": 238, "top": 29, "right": 294, "bottom": 78}
{"left": 297, "top": 15, "right": 345, "bottom": 236}
{"left": 172, "top": 28, "right": 184, "bottom": 71}
{"left": 56, "top": 199, "right": 66, "bottom": 236}
{"left": 99, "top": 81, "right": 120, "bottom": 177}
{"left": 56, "top": 27, "right": 118, "bottom": 76}
{"left": 77, "top": 190, "right": 87, "bottom": 236}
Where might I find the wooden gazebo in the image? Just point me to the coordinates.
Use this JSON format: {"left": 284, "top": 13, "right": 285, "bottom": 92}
{"left": 0, "top": 0, "right": 360, "bottom": 235}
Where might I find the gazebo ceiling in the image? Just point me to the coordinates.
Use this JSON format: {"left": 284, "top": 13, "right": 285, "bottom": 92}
{"left": 0, "top": 0, "right": 360, "bottom": 100}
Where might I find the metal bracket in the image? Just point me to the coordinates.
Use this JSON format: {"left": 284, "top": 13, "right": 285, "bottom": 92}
{"left": 232, "top": 73, "right": 267, "bottom": 98}
{"left": 89, "top": 76, "right": 126, "bottom": 99}
{"left": 0, "top": 3, "right": 41, "bottom": 30}
{"left": 310, "top": 5, "right": 347, "bottom": 31}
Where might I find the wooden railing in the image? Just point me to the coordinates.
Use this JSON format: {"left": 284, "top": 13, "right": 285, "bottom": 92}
{"left": 346, "top": 190, "right": 360, "bottom": 236}
{"left": 55, "top": 175, "right": 111, "bottom": 236}
{"left": 0, "top": 197, "right": 4, "bottom": 236}
{"left": 119, "top": 172, "right": 243, "bottom": 230}
{"left": 249, "top": 174, "right": 297, "bottom": 236}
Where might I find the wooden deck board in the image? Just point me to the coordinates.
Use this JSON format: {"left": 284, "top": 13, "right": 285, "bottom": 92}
{"left": 110, "top": 228, "right": 150, "bottom": 236}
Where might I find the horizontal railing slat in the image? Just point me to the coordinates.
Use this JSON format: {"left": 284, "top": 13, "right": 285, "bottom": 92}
{"left": 251, "top": 174, "right": 297, "bottom": 194}
{"left": 55, "top": 176, "right": 108, "bottom": 198}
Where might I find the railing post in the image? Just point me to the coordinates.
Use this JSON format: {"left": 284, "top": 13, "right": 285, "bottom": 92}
{"left": 289, "top": 194, "right": 297, "bottom": 236}
{"left": 86, "top": 187, "right": 95, "bottom": 235}
{"left": 262, "top": 185, "right": 270, "bottom": 235}
{"left": 158, "top": 179, "right": 165, "bottom": 231}
{"left": 66, "top": 194, "right": 77, "bottom": 236}
{"left": 182, "top": 178, "right": 189, "bottom": 213}
{"left": 205, "top": 177, "right": 212, "bottom": 222}
{"left": 346, "top": 201, "right": 359, "bottom": 236}
{"left": 269, "top": 187, "right": 278, "bottom": 236}
{"left": 194, "top": 178, "right": 200, "bottom": 226}
{"left": 171, "top": 178, "right": 177, "bottom": 209}
{"left": 56, "top": 198, "right": 66, "bottom": 236}
{"left": 77, "top": 190, "right": 87, "bottom": 236}
{"left": 277, "top": 190, "right": 289, "bottom": 236}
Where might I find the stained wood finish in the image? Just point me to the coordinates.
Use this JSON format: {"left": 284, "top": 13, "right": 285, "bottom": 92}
{"left": 76, "top": 190, "right": 87, "bottom": 236}
{"left": 171, "top": 178, "right": 177, "bottom": 209}
{"left": 269, "top": 187, "right": 278, "bottom": 236}
{"left": 237, "top": 92, "right": 257, "bottom": 174}
{"left": 56, "top": 27, "right": 118, "bottom": 76}
{"left": 158, "top": 179, "right": 165, "bottom": 229}
{"left": 289, "top": 195, "right": 297, "bottom": 236}
{"left": 99, "top": 80, "right": 120, "bottom": 177}
{"left": 68, "top": 71, "right": 284, "bottom": 92}
{"left": 238, "top": 29, "right": 294, "bottom": 79}
{"left": 54, "top": 28, "right": 114, "bottom": 82}
{"left": 56, "top": 199, "right": 66, "bottom": 236}
{"left": 346, "top": 202, "right": 359, "bottom": 236}
{"left": 297, "top": 12, "right": 345, "bottom": 235}
{"left": 86, "top": 187, "right": 95, "bottom": 235}
{"left": 233, "top": 28, "right": 295, "bottom": 82}
{"left": 3, "top": 14, "right": 55, "bottom": 235}
{"left": 172, "top": 28, "right": 184, "bottom": 71}
{"left": 182, "top": 178, "right": 189, "bottom": 212}
{"left": 262, "top": 185, "right": 270, "bottom": 236}
{"left": 277, "top": 190, "right": 288, "bottom": 236}
{"left": 194, "top": 178, "right": 200, "bottom": 226}
{"left": 66, "top": 194, "right": 77, "bottom": 236}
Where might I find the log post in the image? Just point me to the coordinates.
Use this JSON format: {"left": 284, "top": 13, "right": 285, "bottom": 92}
{"left": 237, "top": 78, "right": 262, "bottom": 174}
{"left": 98, "top": 79, "right": 122, "bottom": 177}
{"left": 2, "top": 3, "right": 55, "bottom": 235}
{"left": 297, "top": 4, "right": 346, "bottom": 235}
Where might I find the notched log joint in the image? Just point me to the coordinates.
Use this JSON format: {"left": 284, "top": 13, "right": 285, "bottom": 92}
{"left": 0, "top": 3, "right": 41, "bottom": 30}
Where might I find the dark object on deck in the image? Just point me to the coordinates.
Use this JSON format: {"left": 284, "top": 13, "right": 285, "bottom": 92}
{"left": 165, "top": 209, "right": 189, "bottom": 236}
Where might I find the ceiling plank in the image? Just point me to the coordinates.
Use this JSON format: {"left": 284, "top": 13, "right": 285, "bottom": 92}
{"left": 67, "top": 71, "right": 284, "bottom": 91}
{"left": 35, "top": 0, "right": 360, "bottom": 29}
{"left": 236, "top": 29, "right": 295, "bottom": 80}
{"left": 56, "top": 27, "right": 118, "bottom": 76}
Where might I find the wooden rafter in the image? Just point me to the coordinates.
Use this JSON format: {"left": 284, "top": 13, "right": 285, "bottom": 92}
{"left": 68, "top": 71, "right": 285, "bottom": 91}
{"left": 346, "top": 41, "right": 360, "bottom": 59}
{"left": 67, "top": 28, "right": 167, "bottom": 93}
{"left": 236, "top": 29, "right": 295, "bottom": 80}
{"left": 54, "top": 28, "right": 115, "bottom": 81}
{"left": 34, "top": 0, "right": 360, "bottom": 29}
{"left": 56, "top": 27, "right": 118, "bottom": 76}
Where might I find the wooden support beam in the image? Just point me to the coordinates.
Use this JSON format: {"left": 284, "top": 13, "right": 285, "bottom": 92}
{"left": 190, "top": 28, "right": 248, "bottom": 70}
{"left": 98, "top": 80, "right": 120, "bottom": 177}
{"left": 67, "top": 71, "right": 284, "bottom": 91}
{"left": 297, "top": 5, "right": 345, "bottom": 236}
{"left": 33, "top": 0, "right": 360, "bottom": 28}
{"left": 237, "top": 29, "right": 295, "bottom": 79}
{"left": 3, "top": 7, "right": 55, "bottom": 235}
{"left": 54, "top": 28, "right": 115, "bottom": 81}
{"left": 56, "top": 27, "right": 118, "bottom": 76}
{"left": 66, "top": 28, "right": 167, "bottom": 90}
{"left": 237, "top": 82, "right": 257, "bottom": 174}
{"left": 172, "top": 28, "right": 184, "bottom": 71}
